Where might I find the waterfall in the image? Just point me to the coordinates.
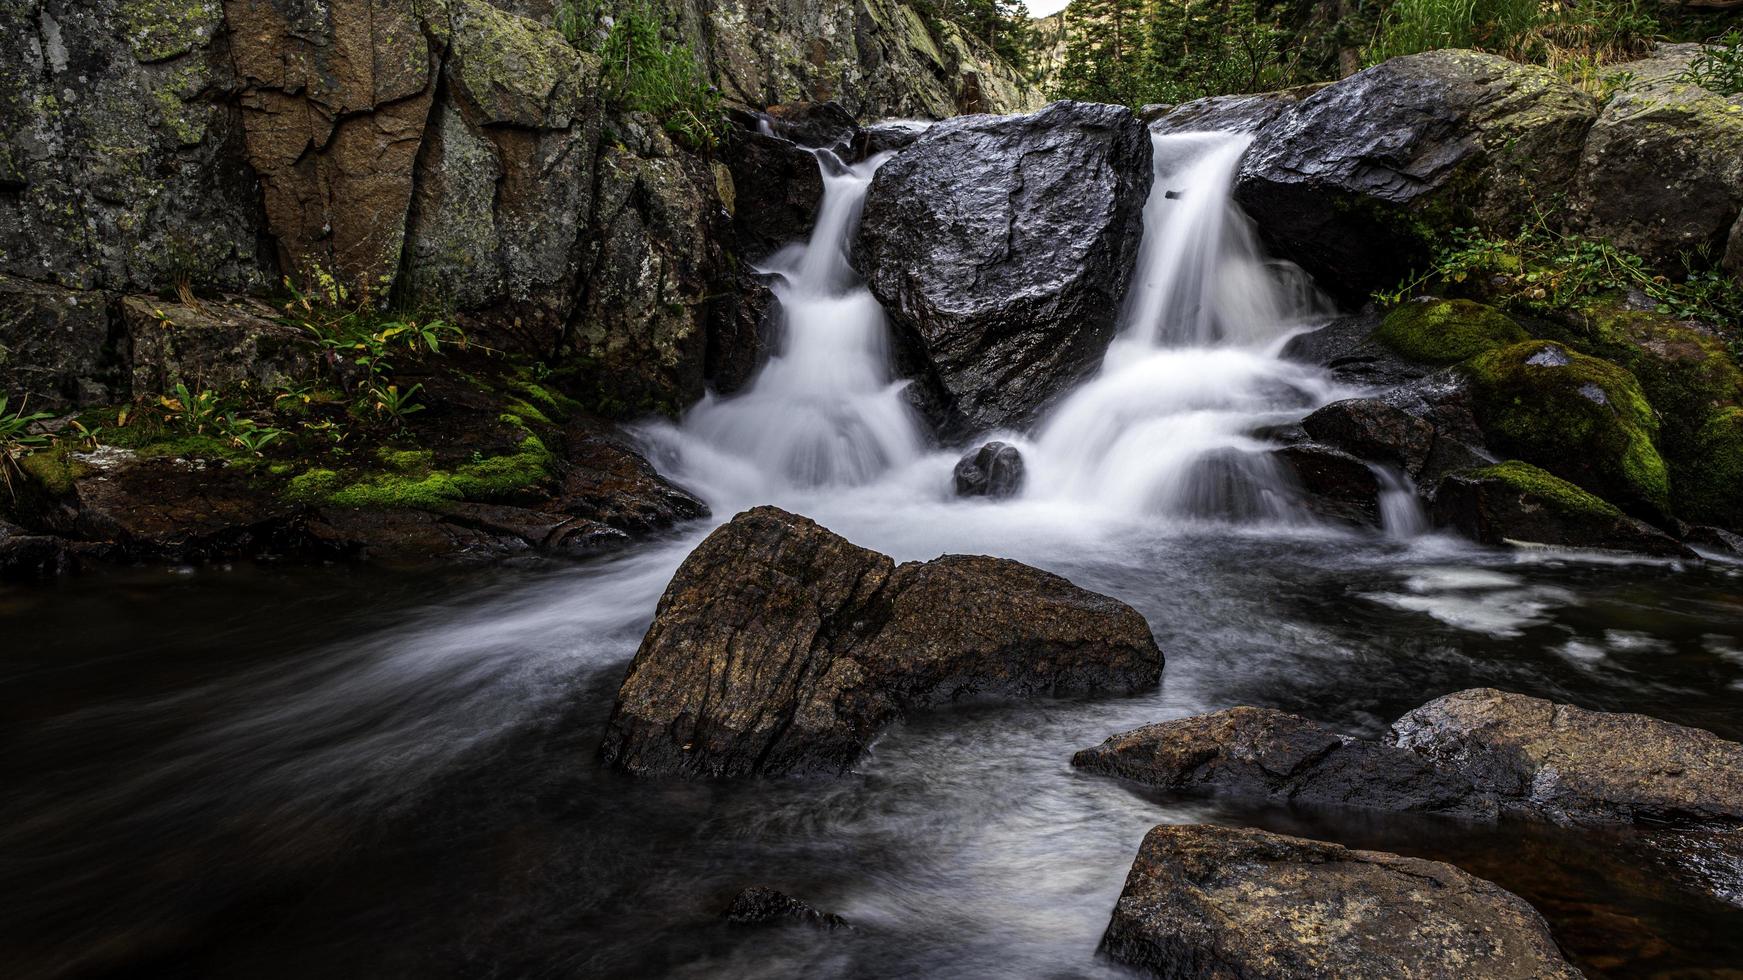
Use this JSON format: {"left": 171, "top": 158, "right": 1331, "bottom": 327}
{"left": 646, "top": 149, "right": 926, "bottom": 498}
{"left": 1020, "top": 131, "right": 1345, "bottom": 521}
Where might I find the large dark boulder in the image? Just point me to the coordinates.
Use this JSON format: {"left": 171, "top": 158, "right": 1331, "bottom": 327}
{"left": 1431, "top": 461, "right": 1692, "bottom": 557}
{"left": 1391, "top": 688, "right": 1743, "bottom": 827}
{"left": 1271, "top": 444, "right": 1382, "bottom": 527}
{"left": 855, "top": 101, "right": 1151, "bottom": 431}
{"left": 952, "top": 441, "right": 1025, "bottom": 498}
{"left": 601, "top": 506, "right": 1162, "bottom": 778}
{"left": 1147, "top": 84, "right": 1322, "bottom": 136}
{"left": 1236, "top": 50, "right": 1596, "bottom": 301}
{"left": 1102, "top": 824, "right": 1581, "bottom": 979}
{"left": 1073, "top": 707, "right": 1489, "bottom": 818}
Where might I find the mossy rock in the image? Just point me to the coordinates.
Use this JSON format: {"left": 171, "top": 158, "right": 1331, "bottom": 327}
{"left": 1431, "top": 461, "right": 1690, "bottom": 557}
{"left": 1374, "top": 298, "right": 1530, "bottom": 365}
{"left": 1462, "top": 340, "right": 1671, "bottom": 522}
{"left": 1563, "top": 306, "right": 1743, "bottom": 529}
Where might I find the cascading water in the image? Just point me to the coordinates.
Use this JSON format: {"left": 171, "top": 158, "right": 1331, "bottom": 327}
{"left": 645, "top": 149, "right": 925, "bottom": 502}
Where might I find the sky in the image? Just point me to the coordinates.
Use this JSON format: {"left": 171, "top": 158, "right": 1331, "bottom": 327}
{"left": 1027, "top": 0, "right": 1072, "bottom": 16}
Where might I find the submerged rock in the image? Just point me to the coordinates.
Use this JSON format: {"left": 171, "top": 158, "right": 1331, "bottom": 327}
{"left": 1271, "top": 444, "right": 1382, "bottom": 527}
{"left": 1077, "top": 688, "right": 1743, "bottom": 828}
{"left": 1237, "top": 50, "right": 1596, "bottom": 301}
{"left": 1430, "top": 462, "right": 1692, "bottom": 557}
{"left": 724, "top": 886, "right": 847, "bottom": 929}
{"left": 1391, "top": 687, "right": 1743, "bottom": 826}
{"left": 1102, "top": 824, "right": 1581, "bottom": 979}
{"left": 952, "top": 441, "right": 1025, "bottom": 498}
{"left": 855, "top": 101, "right": 1151, "bottom": 431}
{"left": 601, "top": 506, "right": 1162, "bottom": 778}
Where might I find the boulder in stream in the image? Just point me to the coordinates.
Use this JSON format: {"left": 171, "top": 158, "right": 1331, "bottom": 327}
{"left": 601, "top": 506, "right": 1162, "bottom": 778}
{"left": 1102, "top": 824, "right": 1581, "bottom": 979}
{"left": 855, "top": 101, "right": 1152, "bottom": 432}
{"left": 1076, "top": 688, "right": 1743, "bottom": 828}
{"left": 1430, "top": 462, "right": 1693, "bottom": 558}
{"left": 1301, "top": 398, "right": 1435, "bottom": 479}
{"left": 953, "top": 441, "right": 1025, "bottom": 498}
{"left": 724, "top": 886, "right": 847, "bottom": 929}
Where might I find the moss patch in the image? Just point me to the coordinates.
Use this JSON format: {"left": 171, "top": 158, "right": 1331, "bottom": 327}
{"left": 319, "top": 436, "right": 554, "bottom": 509}
{"left": 1463, "top": 340, "right": 1671, "bottom": 520}
{"left": 1470, "top": 460, "right": 1624, "bottom": 519}
{"left": 1375, "top": 298, "right": 1530, "bottom": 364}
{"left": 18, "top": 449, "right": 91, "bottom": 497}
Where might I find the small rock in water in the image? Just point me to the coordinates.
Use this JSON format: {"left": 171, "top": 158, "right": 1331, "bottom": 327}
{"left": 724, "top": 886, "right": 847, "bottom": 929}
{"left": 1101, "top": 824, "right": 1581, "bottom": 979}
{"left": 952, "top": 441, "right": 1025, "bottom": 498}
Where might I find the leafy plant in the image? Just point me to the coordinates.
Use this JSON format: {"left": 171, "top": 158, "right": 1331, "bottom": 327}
{"left": 368, "top": 383, "right": 426, "bottom": 426}
{"left": 159, "top": 382, "right": 222, "bottom": 433}
{"left": 221, "top": 415, "right": 287, "bottom": 455}
{"left": 1683, "top": 30, "right": 1743, "bottom": 96}
{"left": 0, "top": 396, "right": 56, "bottom": 500}
{"left": 597, "top": 2, "right": 722, "bottom": 149}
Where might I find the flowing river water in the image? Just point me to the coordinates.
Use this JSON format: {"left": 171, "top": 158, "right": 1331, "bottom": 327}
{"left": 4, "top": 133, "right": 1743, "bottom": 978}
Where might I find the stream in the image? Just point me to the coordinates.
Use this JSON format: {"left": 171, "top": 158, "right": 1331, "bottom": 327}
{"left": 5, "top": 132, "right": 1743, "bottom": 978}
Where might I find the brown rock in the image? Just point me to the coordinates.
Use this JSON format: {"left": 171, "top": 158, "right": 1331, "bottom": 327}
{"left": 601, "top": 506, "right": 1162, "bottom": 778}
{"left": 1271, "top": 443, "right": 1381, "bottom": 527}
{"left": 1301, "top": 397, "right": 1436, "bottom": 478}
{"left": 550, "top": 418, "right": 708, "bottom": 535}
{"left": 1102, "top": 824, "right": 1581, "bottom": 979}
{"left": 121, "top": 295, "right": 317, "bottom": 397}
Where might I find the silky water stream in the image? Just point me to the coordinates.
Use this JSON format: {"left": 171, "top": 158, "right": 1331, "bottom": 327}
{"left": 4, "top": 133, "right": 1743, "bottom": 979}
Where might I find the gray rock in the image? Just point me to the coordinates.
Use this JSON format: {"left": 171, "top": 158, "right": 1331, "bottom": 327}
{"left": 0, "top": 275, "right": 120, "bottom": 409}
{"left": 856, "top": 101, "right": 1152, "bottom": 431}
{"left": 1390, "top": 687, "right": 1743, "bottom": 826}
{"left": 1237, "top": 50, "right": 1596, "bottom": 301}
{"left": 601, "top": 506, "right": 1162, "bottom": 778}
{"left": 1302, "top": 398, "right": 1437, "bottom": 479}
{"left": 1102, "top": 824, "right": 1581, "bottom": 979}
{"left": 952, "top": 441, "right": 1025, "bottom": 498}
{"left": 1147, "top": 85, "right": 1322, "bottom": 136}
{"left": 122, "top": 295, "right": 317, "bottom": 398}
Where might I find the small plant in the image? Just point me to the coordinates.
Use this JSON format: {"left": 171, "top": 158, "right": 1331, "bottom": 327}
{"left": 368, "top": 383, "right": 426, "bottom": 426}
{"left": 1683, "top": 30, "right": 1743, "bottom": 96}
{"left": 598, "top": 1, "right": 722, "bottom": 149}
{"left": 220, "top": 415, "right": 286, "bottom": 455}
{"left": 160, "top": 383, "right": 222, "bottom": 434}
{"left": 0, "top": 396, "right": 56, "bottom": 500}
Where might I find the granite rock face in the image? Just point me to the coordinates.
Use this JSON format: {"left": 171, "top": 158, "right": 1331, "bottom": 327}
{"left": 1102, "top": 824, "right": 1581, "bottom": 979}
{"left": 856, "top": 101, "right": 1152, "bottom": 431}
{"left": 601, "top": 506, "right": 1162, "bottom": 778}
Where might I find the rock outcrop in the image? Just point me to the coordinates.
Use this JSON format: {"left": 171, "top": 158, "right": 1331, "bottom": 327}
{"left": 1271, "top": 444, "right": 1382, "bottom": 527}
{"left": 1300, "top": 398, "right": 1436, "bottom": 479}
{"left": 1076, "top": 689, "right": 1743, "bottom": 828}
{"left": 601, "top": 506, "right": 1162, "bottom": 778}
{"left": 1236, "top": 50, "right": 1597, "bottom": 300}
{"left": 1571, "top": 44, "right": 1743, "bottom": 276}
{"left": 952, "top": 441, "right": 1025, "bottom": 498}
{"left": 856, "top": 102, "right": 1152, "bottom": 431}
{"left": 723, "top": 886, "right": 847, "bottom": 929}
{"left": 1101, "top": 824, "right": 1581, "bottom": 979}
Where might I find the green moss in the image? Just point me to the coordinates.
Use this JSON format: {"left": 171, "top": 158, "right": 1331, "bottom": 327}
{"left": 1375, "top": 298, "right": 1530, "bottom": 364}
{"left": 1464, "top": 340, "right": 1672, "bottom": 520}
{"left": 285, "top": 468, "right": 341, "bottom": 503}
{"left": 19, "top": 449, "right": 90, "bottom": 497}
{"left": 120, "top": 0, "right": 221, "bottom": 63}
{"left": 1681, "top": 408, "right": 1743, "bottom": 527}
{"left": 322, "top": 437, "right": 553, "bottom": 509}
{"left": 1471, "top": 461, "right": 1624, "bottom": 519}
{"left": 376, "top": 447, "right": 435, "bottom": 474}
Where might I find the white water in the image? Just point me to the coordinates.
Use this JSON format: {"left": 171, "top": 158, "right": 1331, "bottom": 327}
{"left": 648, "top": 129, "right": 1397, "bottom": 531}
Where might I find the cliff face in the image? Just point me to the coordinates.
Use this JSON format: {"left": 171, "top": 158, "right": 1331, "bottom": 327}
{"left": 0, "top": 0, "right": 1038, "bottom": 413}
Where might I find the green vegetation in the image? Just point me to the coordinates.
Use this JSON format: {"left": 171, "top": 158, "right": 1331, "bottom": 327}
{"left": 1373, "top": 297, "right": 1529, "bottom": 364}
{"left": 1, "top": 396, "right": 56, "bottom": 501}
{"left": 557, "top": 0, "right": 721, "bottom": 149}
{"left": 917, "top": 0, "right": 1037, "bottom": 69}
{"left": 1471, "top": 459, "right": 1625, "bottom": 519}
{"left": 1365, "top": 0, "right": 1658, "bottom": 76}
{"left": 1683, "top": 29, "right": 1743, "bottom": 96}
{"left": 1464, "top": 340, "right": 1671, "bottom": 519}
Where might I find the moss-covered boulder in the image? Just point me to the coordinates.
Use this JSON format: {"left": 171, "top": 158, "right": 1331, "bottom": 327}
{"left": 1463, "top": 340, "right": 1671, "bottom": 522}
{"left": 1559, "top": 307, "right": 1743, "bottom": 530}
{"left": 1373, "top": 298, "right": 1529, "bottom": 365}
{"left": 1431, "top": 461, "right": 1691, "bottom": 557}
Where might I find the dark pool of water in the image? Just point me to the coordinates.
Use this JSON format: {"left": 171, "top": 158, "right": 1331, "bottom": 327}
{"left": 4, "top": 525, "right": 1742, "bottom": 979}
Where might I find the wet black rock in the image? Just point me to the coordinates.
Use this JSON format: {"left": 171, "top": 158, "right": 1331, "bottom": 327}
{"left": 1301, "top": 398, "right": 1435, "bottom": 478}
{"left": 1147, "top": 85, "right": 1321, "bottom": 136}
{"left": 1271, "top": 444, "right": 1381, "bottom": 527}
{"left": 0, "top": 520, "right": 76, "bottom": 581}
{"left": 1102, "top": 824, "right": 1581, "bottom": 979}
{"left": 761, "top": 101, "right": 861, "bottom": 153}
{"left": 855, "top": 101, "right": 1151, "bottom": 432}
{"left": 727, "top": 129, "right": 825, "bottom": 264}
{"left": 601, "top": 506, "right": 1162, "bottom": 778}
{"left": 724, "top": 886, "right": 847, "bottom": 929}
{"left": 1237, "top": 50, "right": 1596, "bottom": 302}
{"left": 1278, "top": 312, "right": 1426, "bottom": 389}
{"left": 952, "top": 441, "right": 1025, "bottom": 498}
